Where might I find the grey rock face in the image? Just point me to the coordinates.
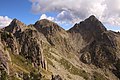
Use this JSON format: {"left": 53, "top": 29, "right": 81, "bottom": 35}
{"left": 19, "top": 29, "right": 47, "bottom": 69}
{"left": 0, "top": 50, "right": 9, "bottom": 75}
{"left": 51, "top": 75, "right": 62, "bottom": 80}
{"left": 1, "top": 31, "right": 18, "bottom": 54}
{"left": 68, "top": 15, "right": 120, "bottom": 79}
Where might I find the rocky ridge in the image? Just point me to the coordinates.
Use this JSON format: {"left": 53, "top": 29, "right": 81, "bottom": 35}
{"left": 0, "top": 15, "right": 120, "bottom": 80}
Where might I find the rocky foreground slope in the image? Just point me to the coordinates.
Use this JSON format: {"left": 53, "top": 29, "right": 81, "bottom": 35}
{"left": 0, "top": 15, "right": 120, "bottom": 80}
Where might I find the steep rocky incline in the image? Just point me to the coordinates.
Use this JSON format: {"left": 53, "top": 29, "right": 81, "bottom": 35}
{"left": 34, "top": 19, "right": 74, "bottom": 55}
{"left": 0, "top": 15, "right": 120, "bottom": 80}
{"left": 68, "top": 15, "right": 106, "bottom": 44}
{"left": 68, "top": 15, "right": 120, "bottom": 79}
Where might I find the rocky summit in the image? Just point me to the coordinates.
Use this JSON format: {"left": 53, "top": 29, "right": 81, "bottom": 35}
{"left": 0, "top": 15, "right": 120, "bottom": 80}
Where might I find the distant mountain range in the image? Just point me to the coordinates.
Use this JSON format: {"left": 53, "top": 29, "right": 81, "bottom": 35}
{"left": 0, "top": 15, "right": 120, "bottom": 80}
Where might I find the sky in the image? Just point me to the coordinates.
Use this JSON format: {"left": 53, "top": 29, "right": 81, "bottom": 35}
{"left": 0, "top": 0, "right": 120, "bottom": 31}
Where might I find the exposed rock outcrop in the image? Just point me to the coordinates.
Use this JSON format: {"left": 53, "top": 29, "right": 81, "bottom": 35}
{"left": 0, "top": 50, "right": 9, "bottom": 75}
{"left": 1, "top": 31, "right": 18, "bottom": 54}
{"left": 18, "top": 29, "right": 47, "bottom": 69}
{"left": 51, "top": 75, "right": 62, "bottom": 80}
{"left": 69, "top": 15, "right": 120, "bottom": 79}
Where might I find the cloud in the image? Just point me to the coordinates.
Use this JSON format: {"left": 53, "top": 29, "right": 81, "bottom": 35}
{"left": 0, "top": 16, "right": 12, "bottom": 28}
{"left": 103, "top": 0, "right": 120, "bottom": 26}
{"left": 29, "top": 0, "right": 120, "bottom": 27}
{"left": 40, "top": 14, "right": 54, "bottom": 21}
{"left": 115, "top": 30, "right": 120, "bottom": 32}
{"left": 56, "top": 10, "right": 81, "bottom": 24}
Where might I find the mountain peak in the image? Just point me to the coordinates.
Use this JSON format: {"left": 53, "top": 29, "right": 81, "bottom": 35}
{"left": 34, "top": 19, "right": 65, "bottom": 34}
{"left": 69, "top": 15, "right": 107, "bottom": 32}
{"left": 38, "top": 19, "right": 52, "bottom": 23}
{"left": 34, "top": 19, "right": 57, "bottom": 27}
{"left": 12, "top": 18, "right": 18, "bottom": 22}
{"left": 84, "top": 15, "right": 107, "bottom": 31}
{"left": 68, "top": 15, "right": 107, "bottom": 42}
{"left": 87, "top": 15, "right": 98, "bottom": 22}
{"left": 9, "top": 18, "right": 25, "bottom": 26}
{"left": 4, "top": 18, "right": 26, "bottom": 33}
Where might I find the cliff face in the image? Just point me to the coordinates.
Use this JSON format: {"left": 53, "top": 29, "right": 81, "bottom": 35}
{"left": 69, "top": 15, "right": 116, "bottom": 67}
{"left": 0, "top": 16, "right": 120, "bottom": 80}
{"left": 68, "top": 15, "right": 120, "bottom": 79}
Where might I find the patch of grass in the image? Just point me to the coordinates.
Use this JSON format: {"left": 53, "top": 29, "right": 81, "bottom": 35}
{"left": 67, "top": 53, "right": 75, "bottom": 59}
{"left": 45, "top": 53, "right": 56, "bottom": 60}
{"left": 50, "top": 49, "right": 59, "bottom": 56}
{"left": 46, "top": 58, "right": 54, "bottom": 67}
{"left": 8, "top": 76, "right": 20, "bottom": 80}
{"left": 116, "top": 59, "right": 120, "bottom": 70}
{"left": 10, "top": 53, "right": 33, "bottom": 73}
{"left": 44, "top": 49, "right": 58, "bottom": 62}
{"left": 59, "top": 58, "right": 88, "bottom": 80}
{"left": 93, "top": 72, "right": 107, "bottom": 80}
{"left": 67, "top": 74, "right": 72, "bottom": 79}
{"left": 41, "top": 78, "right": 50, "bottom": 80}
